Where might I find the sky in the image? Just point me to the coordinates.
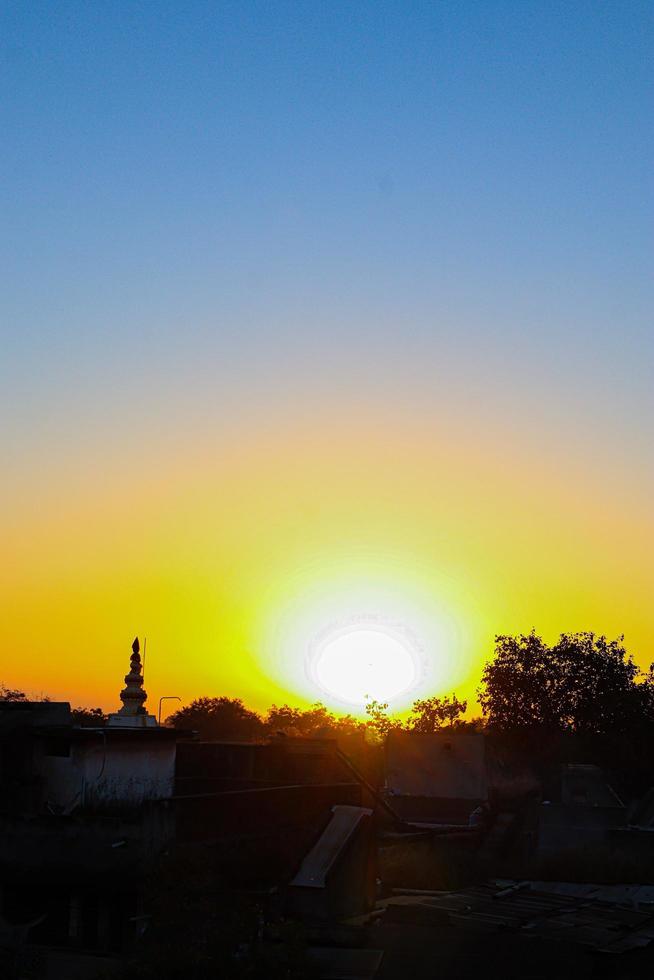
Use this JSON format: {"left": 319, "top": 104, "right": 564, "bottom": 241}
{"left": 1, "top": 1, "right": 652, "bottom": 717}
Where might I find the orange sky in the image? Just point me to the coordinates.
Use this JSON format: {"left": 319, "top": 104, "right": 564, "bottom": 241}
{"left": 3, "top": 400, "right": 651, "bottom": 719}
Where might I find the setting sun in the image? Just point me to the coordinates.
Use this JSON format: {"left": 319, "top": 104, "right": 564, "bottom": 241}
{"left": 308, "top": 624, "right": 420, "bottom": 708}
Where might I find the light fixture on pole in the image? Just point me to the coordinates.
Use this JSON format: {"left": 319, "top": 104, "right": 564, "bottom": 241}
{"left": 158, "top": 696, "right": 181, "bottom": 725}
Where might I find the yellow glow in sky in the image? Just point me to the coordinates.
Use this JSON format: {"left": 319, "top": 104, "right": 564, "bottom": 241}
{"left": 1, "top": 404, "right": 652, "bottom": 718}
{"left": 3, "top": 0, "right": 653, "bottom": 727}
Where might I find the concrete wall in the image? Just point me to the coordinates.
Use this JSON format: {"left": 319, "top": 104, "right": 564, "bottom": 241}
{"left": 171, "top": 782, "right": 364, "bottom": 887}
{"left": 175, "top": 737, "right": 366, "bottom": 795}
{"left": 386, "top": 732, "right": 487, "bottom": 800}
{"left": 39, "top": 736, "right": 176, "bottom": 811}
{"left": 174, "top": 781, "right": 362, "bottom": 843}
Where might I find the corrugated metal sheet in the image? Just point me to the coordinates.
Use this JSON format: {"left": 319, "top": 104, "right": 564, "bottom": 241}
{"left": 527, "top": 881, "right": 654, "bottom": 906}
{"left": 381, "top": 880, "right": 654, "bottom": 952}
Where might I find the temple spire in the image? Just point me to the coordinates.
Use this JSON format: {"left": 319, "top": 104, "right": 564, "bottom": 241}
{"left": 107, "top": 637, "right": 158, "bottom": 728}
{"left": 117, "top": 637, "right": 148, "bottom": 716}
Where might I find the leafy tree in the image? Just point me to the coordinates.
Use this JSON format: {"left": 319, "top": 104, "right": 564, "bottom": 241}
{"left": 265, "top": 702, "right": 366, "bottom": 738}
{"left": 167, "top": 697, "right": 264, "bottom": 741}
{"left": 638, "top": 664, "right": 654, "bottom": 718}
{"left": 265, "top": 703, "right": 323, "bottom": 737}
{"left": 330, "top": 713, "right": 369, "bottom": 737}
{"left": 0, "top": 684, "right": 27, "bottom": 701}
{"left": 71, "top": 706, "right": 107, "bottom": 726}
{"left": 166, "top": 697, "right": 367, "bottom": 742}
{"left": 479, "top": 631, "right": 645, "bottom": 736}
{"left": 408, "top": 693, "right": 467, "bottom": 733}
{"left": 364, "top": 699, "right": 403, "bottom": 741}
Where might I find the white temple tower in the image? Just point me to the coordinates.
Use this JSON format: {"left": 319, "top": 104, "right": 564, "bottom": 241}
{"left": 107, "top": 637, "right": 158, "bottom": 728}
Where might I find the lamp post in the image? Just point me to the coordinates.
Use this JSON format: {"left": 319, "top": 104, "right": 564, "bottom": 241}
{"left": 158, "top": 696, "right": 181, "bottom": 725}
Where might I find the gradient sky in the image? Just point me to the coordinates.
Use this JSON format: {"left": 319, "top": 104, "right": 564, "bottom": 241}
{"left": 2, "top": 1, "right": 652, "bottom": 717}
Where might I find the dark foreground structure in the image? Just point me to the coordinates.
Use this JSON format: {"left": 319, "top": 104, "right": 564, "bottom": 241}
{"left": 4, "top": 656, "right": 654, "bottom": 978}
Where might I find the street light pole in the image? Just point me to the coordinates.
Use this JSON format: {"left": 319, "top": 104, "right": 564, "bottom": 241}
{"left": 158, "top": 695, "right": 181, "bottom": 725}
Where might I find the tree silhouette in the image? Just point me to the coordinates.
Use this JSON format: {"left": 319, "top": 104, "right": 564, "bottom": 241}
{"left": 479, "top": 631, "right": 646, "bottom": 736}
{"left": 364, "top": 700, "right": 403, "bottom": 740}
{"left": 408, "top": 693, "right": 467, "bottom": 733}
{"left": 71, "top": 706, "right": 107, "bottom": 726}
{"left": 0, "top": 684, "right": 27, "bottom": 701}
{"left": 265, "top": 702, "right": 365, "bottom": 737}
{"left": 167, "top": 696, "right": 264, "bottom": 740}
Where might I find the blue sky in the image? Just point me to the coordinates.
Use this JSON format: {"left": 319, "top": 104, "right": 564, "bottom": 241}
{"left": 4, "top": 2, "right": 651, "bottom": 345}
{"left": 2, "top": 0, "right": 651, "bottom": 498}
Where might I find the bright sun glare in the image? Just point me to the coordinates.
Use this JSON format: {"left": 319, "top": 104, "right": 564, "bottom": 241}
{"left": 310, "top": 626, "right": 419, "bottom": 708}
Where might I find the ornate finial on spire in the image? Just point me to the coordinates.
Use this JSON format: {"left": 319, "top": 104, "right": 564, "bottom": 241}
{"left": 107, "top": 637, "right": 158, "bottom": 727}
